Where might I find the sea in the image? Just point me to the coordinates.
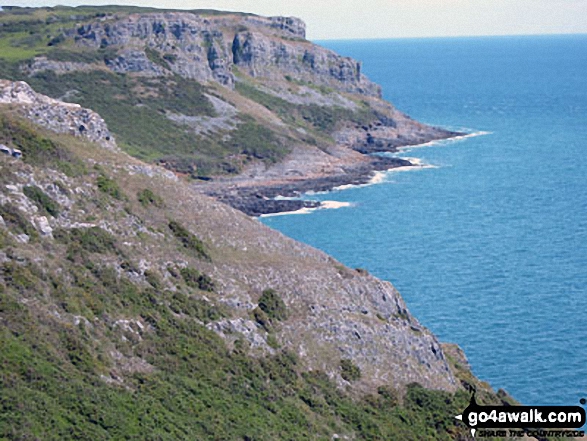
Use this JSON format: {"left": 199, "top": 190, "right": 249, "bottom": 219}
{"left": 261, "top": 35, "right": 587, "bottom": 407}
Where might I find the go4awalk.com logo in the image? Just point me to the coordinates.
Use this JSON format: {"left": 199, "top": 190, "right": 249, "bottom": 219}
{"left": 455, "top": 394, "right": 587, "bottom": 438}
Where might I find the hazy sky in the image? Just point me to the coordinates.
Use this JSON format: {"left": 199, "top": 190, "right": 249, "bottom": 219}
{"left": 12, "top": 0, "right": 587, "bottom": 40}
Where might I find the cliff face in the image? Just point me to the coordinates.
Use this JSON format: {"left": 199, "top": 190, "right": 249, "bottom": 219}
{"left": 60, "top": 12, "right": 378, "bottom": 96}
{"left": 1, "top": 6, "right": 457, "bottom": 197}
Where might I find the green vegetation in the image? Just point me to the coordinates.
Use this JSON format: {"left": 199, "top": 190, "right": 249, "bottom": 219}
{"left": 340, "top": 358, "right": 361, "bottom": 382}
{"left": 137, "top": 188, "right": 164, "bottom": 208}
{"left": 96, "top": 174, "right": 125, "bottom": 200}
{"left": 23, "top": 70, "right": 227, "bottom": 173}
{"left": 0, "top": 202, "right": 39, "bottom": 240}
{"left": 55, "top": 226, "right": 117, "bottom": 255}
{"left": 21, "top": 69, "right": 290, "bottom": 177}
{"left": 179, "top": 267, "right": 215, "bottom": 291}
{"left": 258, "top": 288, "right": 287, "bottom": 321}
{"left": 168, "top": 291, "right": 224, "bottom": 322}
{"left": 23, "top": 185, "right": 60, "bottom": 217}
{"left": 144, "top": 46, "right": 170, "bottom": 69}
{"left": 168, "top": 220, "right": 210, "bottom": 261}
{"left": 235, "top": 81, "right": 377, "bottom": 134}
{"left": 0, "top": 112, "right": 87, "bottom": 176}
{"left": 0, "top": 302, "right": 501, "bottom": 441}
{"left": 222, "top": 117, "right": 288, "bottom": 164}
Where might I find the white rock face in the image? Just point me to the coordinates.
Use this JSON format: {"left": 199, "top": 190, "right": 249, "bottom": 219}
{"left": 34, "top": 216, "right": 53, "bottom": 237}
{"left": 0, "top": 80, "right": 117, "bottom": 151}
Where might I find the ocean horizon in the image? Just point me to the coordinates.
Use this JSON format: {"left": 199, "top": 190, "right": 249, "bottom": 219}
{"left": 261, "top": 34, "right": 587, "bottom": 407}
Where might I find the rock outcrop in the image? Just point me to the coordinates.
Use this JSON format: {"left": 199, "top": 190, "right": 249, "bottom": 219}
{"left": 0, "top": 80, "right": 117, "bottom": 150}
{"left": 61, "top": 12, "right": 379, "bottom": 95}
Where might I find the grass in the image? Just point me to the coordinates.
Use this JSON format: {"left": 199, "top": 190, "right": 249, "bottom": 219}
{"left": 0, "top": 202, "right": 39, "bottom": 240}
{"left": 0, "top": 111, "right": 87, "bottom": 177}
{"left": 168, "top": 220, "right": 210, "bottom": 261}
{"left": 23, "top": 185, "right": 60, "bottom": 217}
{"left": 235, "top": 80, "right": 377, "bottom": 134}
{"left": 22, "top": 69, "right": 292, "bottom": 176}
{"left": 24, "top": 70, "right": 270, "bottom": 176}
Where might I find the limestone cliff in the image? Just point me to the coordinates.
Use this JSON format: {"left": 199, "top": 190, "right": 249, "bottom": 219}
{"left": 2, "top": 6, "right": 458, "bottom": 207}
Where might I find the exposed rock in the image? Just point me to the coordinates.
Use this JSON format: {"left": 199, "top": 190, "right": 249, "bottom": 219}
{"left": 34, "top": 215, "right": 53, "bottom": 237}
{"left": 15, "top": 233, "right": 29, "bottom": 243}
{"left": 165, "top": 93, "right": 238, "bottom": 136}
{"left": 207, "top": 318, "right": 275, "bottom": 354}
{"left": 106, "top": 49, "right": 170, "bottom": 77}
{"left": 21, "top": 56, "right": 98, "bottom": 76}
{"left": 69, "top": 12, "right": 379, "bottom": 95}
{"left": 232, "top": 30, "right": 379, "bottom": 97}
{"left": 0, "top": 80, "right": 117, "bottom": 150}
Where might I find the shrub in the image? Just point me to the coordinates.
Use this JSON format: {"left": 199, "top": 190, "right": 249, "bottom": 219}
{"left": 258, "top": 288, "right": 287, "bottom": 321}
{"left": 55, "top": 227, "right": 116, "bottom": 254}
{"left": 340, "top": 358, "right": 361, "bottom": 382}
{"left": 96, "top": 174, "right": 125, "bottom": 200}
{"left": 23, "top": 185, "right": 60, "bottom": 217}
{"left": 168, "top": 291, "right": 224, "bottom": 323}
{"left": 144, "top": 47, "right": 170, "bottom": 69}
{"left": 137, "top": 188, "right": 164, "bottom": 208}
{"left": 168, "top": 221, "right": 210, "bottom": 261}
{"left": 0, "top": 202, "right": 39, "bottom": 240}
{"left": 144, "top": 270, "right": 163, "bottom": 290}
{"left": 253, "top": 307, "right": 271, "bottom": 332}
{"left": 179, "top": 267, "right": 215, "bottom": 292}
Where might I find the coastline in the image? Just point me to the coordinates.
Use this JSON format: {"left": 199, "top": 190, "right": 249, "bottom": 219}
{"left": 202, "top": 129, "right": 473, "bottom": 216}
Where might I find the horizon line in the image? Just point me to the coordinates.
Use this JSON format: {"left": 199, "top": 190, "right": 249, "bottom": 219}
{"left": 314, "top": 32, "right": 587, "bottom": 43}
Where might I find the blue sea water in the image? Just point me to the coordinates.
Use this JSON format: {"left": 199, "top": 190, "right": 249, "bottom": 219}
{"left": 261, "top": 35, "right": 587, "bottom": 406}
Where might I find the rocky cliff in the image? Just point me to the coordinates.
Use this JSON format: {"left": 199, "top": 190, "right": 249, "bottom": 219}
{"left": 0, "top": 6, "right": 458, "bottom": 214}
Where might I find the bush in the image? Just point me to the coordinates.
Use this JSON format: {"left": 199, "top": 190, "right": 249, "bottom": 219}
{"left": 258, "top": 288, "right": 287, "bottom": 321}
{"left": 96, "top": 174, "right": 125, "bottom": 200}
{"left": 137, "top": 188, "right": 164, "bottom": 208}
{"left": 168, "top": 221, "right": 210, "bottom": 261}
{"left": 168, "top": 291, "right": 224, "bottom": 323}
{"left": 0, "top": 202, "right": 39, "bottom": 240}
{"left": 23, "top": 185, "right": 60, "bottom": 217}
{"left": 144, "top": 270, "right": 163, "bottom": 290}
{"left": 179, "top": 267, "right": 215, "bottom": 291}
{"left": 340, "top": 358, "right": 361, "bottom": 382}
{"left": 253, "top": 306, "right": 271, "bottom": 332}
{"left": 55, "top": 227, "right": 117, "bottom": 254}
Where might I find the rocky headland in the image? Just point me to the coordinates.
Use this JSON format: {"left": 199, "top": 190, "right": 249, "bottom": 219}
{"left": 2, "top": 6, "right": 461, "bottom": 215}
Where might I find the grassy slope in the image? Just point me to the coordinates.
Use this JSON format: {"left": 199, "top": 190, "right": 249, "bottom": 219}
{"left": 0, "top": 110, "right": 527, "bottom": 441}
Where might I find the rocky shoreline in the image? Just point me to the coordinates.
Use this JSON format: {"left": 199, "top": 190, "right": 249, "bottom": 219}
{"left": 202, "top": 131, "right": 460, "bottom": 216}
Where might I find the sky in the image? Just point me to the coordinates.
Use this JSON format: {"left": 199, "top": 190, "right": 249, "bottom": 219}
{"left": 9, "top": 0, "right": 587, "bottom": 40}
